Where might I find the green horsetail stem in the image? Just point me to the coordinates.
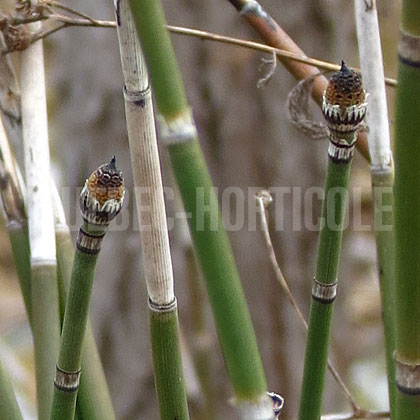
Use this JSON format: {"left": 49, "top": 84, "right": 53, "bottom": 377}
{"left": 127, "top": 0, "right": 272, "bottom": 414}
{"left": 0, "top": 360, "right": 24, "bottom": 420}
{"left": 55, "top": 226, "right": 116, "bottom": 420}
{"left": 393, "top": 2, "right": 420, "bottom": 417}
{"left": 149, "top": 303, "right": 190, "bottom": 420}
{"left": 298, "top": 62, "right": 367, "bottom": 420}
{"left": 50, "top": 158, "right": 125, "bottom": 420}
{"left": 372, "top": 169, "right": 396, "bottom": 417}
{"left": 8, "top": 226, "right": 32, "bottom": 322}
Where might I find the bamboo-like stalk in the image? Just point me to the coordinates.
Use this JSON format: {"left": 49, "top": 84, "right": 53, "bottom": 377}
{"left": 20, "top": 15, "right": 60, "bottom": 420}
{"left": 114, "top": 2, "right": 189, "bottom": 419}
{"left": 51, "top": 183, "right": 117, "bottom": 420}
{"left": 298, "top": 63, "right": 367, "bottom": 420}
{"left": 353, "top": 1, "right": 396, "bottom": 416}
{"left": 0, "top": 358, "right": 24, "bottom": 420}
{"left": 225, "top": 0, "right": 370, "bottom": 162}
{"left": 393, "top": 1, "right": 420, "bottom": 417}
{"left": 50, "top": 158, "right": 125, "bottom": 420}
{"left": 127, "top": 0, "right": 273, "bottom": 417}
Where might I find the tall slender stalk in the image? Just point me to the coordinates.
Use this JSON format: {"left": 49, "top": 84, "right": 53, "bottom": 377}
{"left": 50, "top": 158, "right": 125, "bottom": 420}
{"left": 20, "top": 14, "right": 60, "bottom": 419}
{"left": 0, "top": 358, "right": 24, "bottom": 420}
{"left": 51, "top": 183, "right": 117, "bottom": 420}
{"left": 354, "top": 1, "right": 396, "bottom": 416}
{"left": 127, "top": 0, "right": 274, "bottom": 417}
{"left": 393, "top": 1, "right": 420, "bottom": 418}
{"left": 298, "top": 63, "right": 367, "bottom": 420}
{"left": 114, "top": 2, "right": 189, "bottom": 418}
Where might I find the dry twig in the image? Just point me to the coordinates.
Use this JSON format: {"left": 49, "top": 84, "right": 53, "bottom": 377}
{"left": 0, "top": 3, "right": 397, "bottom": 89}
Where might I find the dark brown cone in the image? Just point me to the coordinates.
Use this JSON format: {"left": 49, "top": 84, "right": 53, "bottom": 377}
{"left": 325, "top": 61, "right": 365, "bottom": 108}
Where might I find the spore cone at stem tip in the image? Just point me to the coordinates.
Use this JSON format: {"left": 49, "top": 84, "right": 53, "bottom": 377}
{"left": 80, "top": 156, "right": 125, "bottom": 226}
{"left": 322, "top": 59, "right": 367, "bottom": 135}
{"left": 325, "top": 60, "right": 365, "bottom": 108}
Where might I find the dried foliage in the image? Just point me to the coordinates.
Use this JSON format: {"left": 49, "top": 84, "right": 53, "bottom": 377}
{"left": 287, "top": 74, "right": 329, "bottom": 140}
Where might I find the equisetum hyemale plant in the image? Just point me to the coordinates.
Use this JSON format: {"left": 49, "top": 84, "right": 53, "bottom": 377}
{"left": 298, "top": 62, "right": 367, "bottom": 420}
{"left": 393, "top": 1, "right": 420, "bottom": 417}
{"left": 50, "top": 157, "right": 125, "bottom": 420}
{"left": 52, "top": 181, "right": 117, "bottom": 420}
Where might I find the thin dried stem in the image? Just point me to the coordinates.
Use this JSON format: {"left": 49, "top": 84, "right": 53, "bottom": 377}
{"left": 256, "top": 191, "right": 361, "bottom": 414}
{"left": 0, "top": 10, "right": 397, "bottom": 88}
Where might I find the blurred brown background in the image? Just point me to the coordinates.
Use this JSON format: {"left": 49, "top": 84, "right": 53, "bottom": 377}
{"left": 0, "top": 0, "right": 400, "bottom": 419}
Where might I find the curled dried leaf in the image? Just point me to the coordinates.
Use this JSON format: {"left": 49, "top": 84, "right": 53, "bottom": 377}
{"left": 287, "top": 74, "right": 329, "bottom": 140}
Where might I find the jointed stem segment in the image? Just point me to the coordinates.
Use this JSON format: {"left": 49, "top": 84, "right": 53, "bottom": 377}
{"left": 50, "top": 159, "right": 125, "bottom": 420}
{"left": 298, "top": 63, "right": 366, "bottom": 420}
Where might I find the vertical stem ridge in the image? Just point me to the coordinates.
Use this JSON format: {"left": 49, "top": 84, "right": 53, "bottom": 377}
{"left": 394, "top": 3, "right": 420, "bottom": 415}
{"left": 298, "top": 159, "right": 352, "bottom": 420}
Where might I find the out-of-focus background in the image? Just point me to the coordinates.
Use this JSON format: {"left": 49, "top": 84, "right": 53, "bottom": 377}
{"left": 0, "top": 0, "right": 400, "bottom": 419}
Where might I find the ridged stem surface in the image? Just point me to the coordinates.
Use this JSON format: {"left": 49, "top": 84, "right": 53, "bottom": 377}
{"left": 150, "top": 309, "right": 190, "bottom": 420}
{"left": 372, "top": 170, "right": 396, "bottom": 417}
{"left": 394, "top": 3, "right": 420, "bottom": 414}
{"left": 55, "top": 228, "right": 116, "bottom": 420}
{"left": 50, "top": 228, "right": 102, "bottom": 420}
{"left": 298, "top": 158, "right": 351, "bottom": 420}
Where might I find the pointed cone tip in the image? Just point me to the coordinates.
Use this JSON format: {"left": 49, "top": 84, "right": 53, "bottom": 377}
{"left": 340, "top": 60, "right": 349, "bottom": 72}
{"left": 109, "top": 156, "right": 116, "bottom": 169}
